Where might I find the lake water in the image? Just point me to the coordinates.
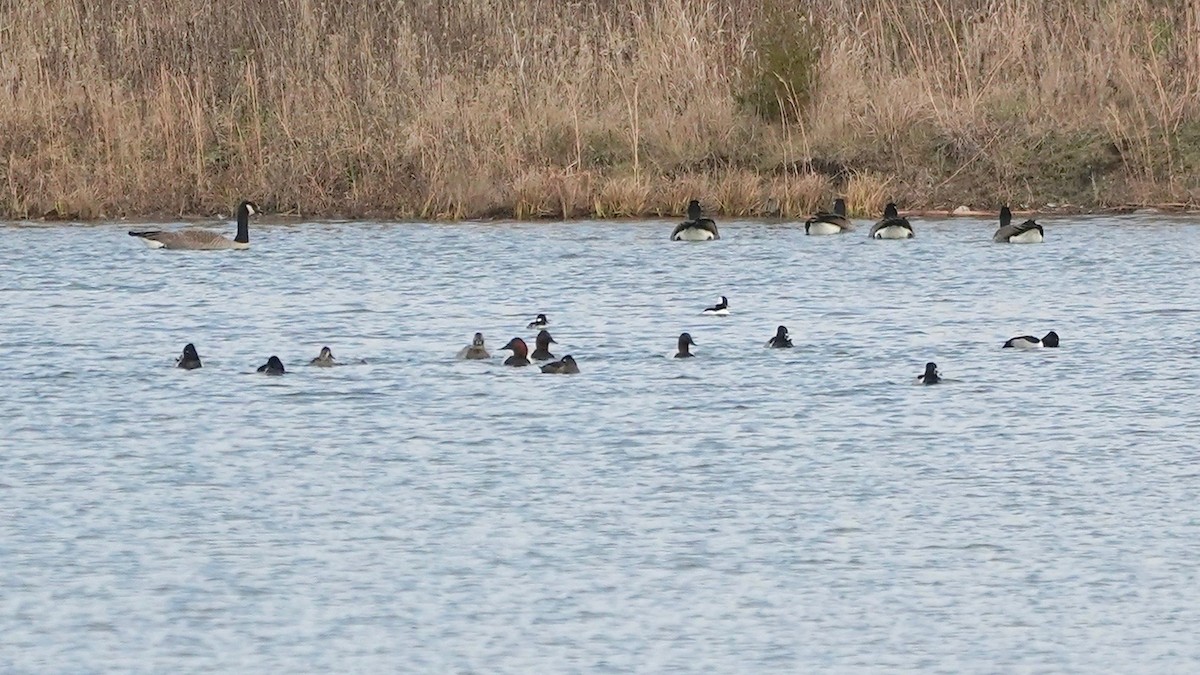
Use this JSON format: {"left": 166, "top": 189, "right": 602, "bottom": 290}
{"left": 2, "top": 214, "right": 1199, "bottom": 672}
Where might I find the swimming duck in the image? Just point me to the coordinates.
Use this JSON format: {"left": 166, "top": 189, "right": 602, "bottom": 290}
{"left": 527, "top": 313, "right": 550, "bottom": 330}
{"left": 1003, "top": 331, "right": 1059, "bottom": 349}
{"left": 257, "top": 355, "right": 285, "bottom": 375}
{"left": 766, "top": 325, "right": 793, "bottom": 348}
{"left": 805, "top": 198, "right": 854, "bottom": 235}
{"left": 540, "top": 355, "right": 580, "bottom": 374}
{"left": 670, "top": 200, "right": 720, "bottom": 241}
{"left": 869, "top": 203, "right": 914, "bottom": 239}
{"left": 501, "top": 338, "right": 531, "bottom": 366}
{"left": 917, "top": 362, "right": 940, "bottom": 384}
{"left": 176, "top": 343, "right": 202, "bottom": 370}
{"left": 130, "top": 200, "right": 259, "bottom": 250}
{"left": 309, "top": 346, "right": 337, "bottom": 366}
{"left": 457, "top": 332, "right": 491, "bottom": 360}
{"left": 993, "top": 206, "right": 1044, "bottom": 243}
{"left": 674, "top": 332, "right": 697, "bottom": 358}
{"left": 531, "top": 330, "right": 557, "bottom": 361}
{"left": 702, "top": 296, "right": 729, "bottom": 316}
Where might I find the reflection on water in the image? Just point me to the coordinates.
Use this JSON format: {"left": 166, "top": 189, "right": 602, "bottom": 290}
{"left": 2, "top": 215, "right": 1200, "bottom": 671}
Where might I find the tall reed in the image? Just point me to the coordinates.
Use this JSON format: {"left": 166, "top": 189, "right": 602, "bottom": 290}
{"left": 1, "top": 0, "right": 1197, "bottom": 219}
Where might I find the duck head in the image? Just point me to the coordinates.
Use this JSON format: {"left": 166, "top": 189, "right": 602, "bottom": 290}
{"left": 502, "top": 337, "right": 529, "bottom": 358}
{"left": 535, "top": 330, "right": 557, "bottom": 350}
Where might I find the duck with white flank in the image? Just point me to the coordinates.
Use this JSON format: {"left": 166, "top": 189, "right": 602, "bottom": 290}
{"left": 671, "top": 200, "right": 720, "bottom": 241}
{"left": 176, "top": 343, "right": 202, "bottom": 370}
{"left": 257, "top": 356, "right": 286, "bottom": 375}
{"left": 309, "top": 346, "right": 338, "bottom": 366}
{"left": 527, "top": 314, "right": 549, "bottom": 330}
{"left": 993, "top": 206, "right": 1044, "bottom": 243}
{"left": 870, "top": 203, "right": 914, "bottom": 239}
{"left": 540, "top": 355, "right": 580, "bottom": 374}
{"left": 1003, "top": 331, "right": 1059, "bottom": 349}
{"left": 458, "top": 332, "right": 491, "bottom": 360}
{"left": 766, "top": 326, "right": 793, "bottom": 348}
{"left": 531, "top": 330, "right": 557, "bottom": 361}
{"left": 130, "top": 200, "right": 260, "bottom": 250}
{"left": 501, "top": 338, "right": 531, "bottom": 366}
{"left": 674, "top": 333, "right": 697, "bottom": 358}
{"left": 805, "top": 198, "right": 854, "bottom": 235}
{"left": 702, "top": 296, "right": 729, "bottom": 316}
{"left": 917, "top": 362, "right": 941, "bottom": 384}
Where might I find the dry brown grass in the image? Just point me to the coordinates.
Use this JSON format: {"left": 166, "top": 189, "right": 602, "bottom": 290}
{"left": 1, "top": 0, "right": 1198, "bottom": 220}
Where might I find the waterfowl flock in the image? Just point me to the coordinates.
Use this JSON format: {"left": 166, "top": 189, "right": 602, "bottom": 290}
{"left": 148, "top": 197, "right": 1051, "bottom": 382}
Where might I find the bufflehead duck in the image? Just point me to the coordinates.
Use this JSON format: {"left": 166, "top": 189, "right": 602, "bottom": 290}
{"left": 805, "top": 198, "right": 854, "bottom": 235}
{"left": 869, "top": 202, "right": 914, "bottom": 239}
{"left": 766, "top": 325, "right": 793, "bottom": 348}
{"left": 309, "top": 346, "right": 337, "bottom": 366}
{"left": 501, "top": 338, "right": 531, "bottom": 366}
{"left": 1003, "top": 331, "right": 1059, "bottom": 349}
{"left": 993, "top": 206, "right": 1044, "bottom": 243}
{"left": 531, "top": 330, "right": 557, "bottom": 360}
{"left": 130, "top": 200, "right": 259, "bottom": 250}
{"left": 540, "top": 355, "right": 580, "bottom": 374}
{"left": 527, "top": 313, "right": 550, "bottom": 329}
{"left": 917, "top": 362, "right": 940, "bottom": 384}
{"left": 675, "top": 332, "right": 697, "bottom": 358}
{"left": 457, "top": 332, "right": 491, "bottom": 360}
{"left": 176, "top": 343, "right": 202, "bottom": 370}
{"left": 702, "top": 296, "right": 729, "bottom": 316}
{"left": 257, "top": 355, "right": 286, "bottom": 375}
{"left": 670, "top": 199, "right": 720, "bottom": 241}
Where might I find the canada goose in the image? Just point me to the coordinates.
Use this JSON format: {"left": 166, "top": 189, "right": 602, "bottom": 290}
{"left": 1003, "top": 331, "right": 1059, "bottom": 349}
{"left": 917, "top": 362, "right": 940, "bottom": 384}
{"left": 766, "top": 325, "right": 793, "bottom": 348}
{"left": 993, "top": 206, "right": 1044, "bottom": 243}
{"left": 527, "top": 314, "right": 550, "bottom": 330}
{"left": 671, "top": 200, "right": 720, "bottom": 241}
{"left": 501, "top": 338, "right": 531, "bottom": 366}
{"left": 674, "top": 332, "right": 696, "bottom": 358}
{"left": 540, "top": 355, "right": 581, "bottom": 374}
{"left": 702, "top": 296, "right": 730, "bottom": 316}
{"left": 531, "top": 330, "right": 557, "bottom": 361}
{"left": 257, "top": 355, "right": 285, "bottom": 375}
{"left": 805, "top": 198, "right": 854, "bottom": 235}
{"left": 129, "top": 200, "right": 259, "bottom": 250}
{"left": 176, "top": 343, "right": 202, "bottom": 370}
{"left": 457, "top": 332, "right": 491, "bottom": 360}
{"left": 869, "top": 203, "right": 914, "bottom": 239}
{"left": 309, "top": 346, "right": 337, "bottom": 366}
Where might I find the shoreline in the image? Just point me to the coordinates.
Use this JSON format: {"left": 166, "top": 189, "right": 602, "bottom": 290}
{"left": 12, "top": 201, "right": 1200, "bottom": 224}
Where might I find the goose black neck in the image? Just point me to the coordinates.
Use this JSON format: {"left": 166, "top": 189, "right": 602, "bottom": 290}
{"left": 1000, "top": 206, "right": 1012, "bottom": 228}
{"left": 236, "top": 209, "right": 250, "bottom": 243}
{"left": 834, "top": 199, "right": 846, "bottom": 217}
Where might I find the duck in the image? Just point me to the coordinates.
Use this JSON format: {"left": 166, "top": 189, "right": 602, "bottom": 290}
{"left": 540, "top": 355, "right": 580, "bottom": 374}
{"left": 701, "top": 296, "right": 729, "bottom": 316}
{"left": 766, "top": 325, "right": 793, "bottom": 348}
{"left": 457, "top": 332, "right": 491, "bottom": 360}
{"left": 674, "top": 332, "right": 697, "bottom": 358}
{"left": 869, "top": 202, "right": 914, "bottom": 239}
{"left": 257, "top": 355, "right": 286, "bottom": 375}
{"left": 176, "top": 343, "right": 202, "bottom": 370}
{"left": 670, "top": 199, "right": 720, "bottom": 241}
{"left": 527, "top": 313, "right": 550, "bottom": 330}
{"left": 993, "top": 206, "right": 1044, "bottom": 243}
{"left": 531, "top": 330, "right": 557, "bottom": 361}
{"left": 309, "top": 346, "right": 337, "bottom": 366}
{"left": 130, "top": 200, "right": 259, "bottom": 250}
{"left": 501, "top": 338, "right": 531, "bottom": 366}
{"left": 917, "top": 362, "right": 941, "bottom": 384}
{"left": 1003, "top": 330, "right": 1059, "bottom": 349}
{"left": 805, "top": 198, "right": 854, "bottom": 235}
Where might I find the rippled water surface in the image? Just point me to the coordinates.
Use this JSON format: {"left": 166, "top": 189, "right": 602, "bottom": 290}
{"left": 3, "top": 214, "right": 1200, "bottom": 671}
